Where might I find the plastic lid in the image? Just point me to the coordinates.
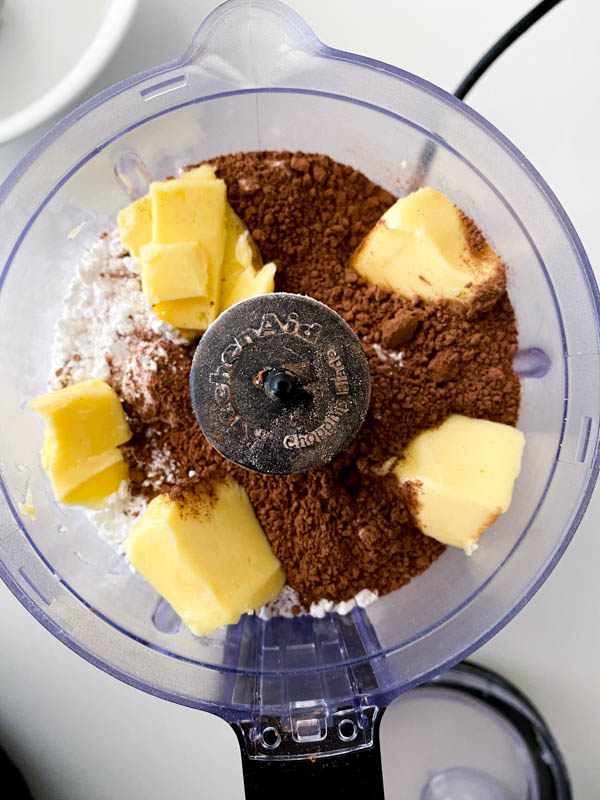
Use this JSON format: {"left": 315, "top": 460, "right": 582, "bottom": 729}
{"left": 381, "top": 663, "right": 571, "bottom": 800}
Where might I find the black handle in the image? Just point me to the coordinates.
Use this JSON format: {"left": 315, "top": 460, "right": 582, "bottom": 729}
{"left": 232, "top": 708, "right": 386, "bottom": 798}
{"left": 0, "top": 747, "right": 33, "bottom": 800}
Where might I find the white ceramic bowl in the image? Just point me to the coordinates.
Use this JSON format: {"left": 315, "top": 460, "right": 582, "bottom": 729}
{"left": 0, "top": 0, "right": 138, "bottom": 144}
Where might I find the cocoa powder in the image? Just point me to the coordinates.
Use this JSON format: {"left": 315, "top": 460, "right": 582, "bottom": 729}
{"left": 459, "top": 209, "right": 488, "bottom": 257}
{"left": 381, "top": 310, "right": 419, "bottom": 349}
{"left": 121, "top": 151, "right": 520, "bottom": 607}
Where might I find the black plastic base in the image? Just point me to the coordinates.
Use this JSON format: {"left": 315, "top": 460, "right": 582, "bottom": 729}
{"left": 233, "top": 710, "right": 386, "bottom": 798}
{"left": 0, "top": 747, "right": 33, "bottom": 800}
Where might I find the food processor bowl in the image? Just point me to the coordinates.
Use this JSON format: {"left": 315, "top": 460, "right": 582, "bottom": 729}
{"left": 0, "top": 0, "right": 598, "bottom": 789}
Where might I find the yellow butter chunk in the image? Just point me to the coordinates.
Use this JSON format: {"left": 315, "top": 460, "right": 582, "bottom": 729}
{"left": 117, "top": 195, "right": 152, "bottom": 258}
{"left": 60, "top": 454, "right": 128, "bottom": 507}
{"left": 220, "top": 207, "right": 276, "bottom": 311}
{"left": 153, "top": 296, "right": 217, "bottom": 330}
{"left": 177, "top": 328, "right": 205, "bottom": 341}
{"left": 126, "top": 479, "right": 285, "bottom": 636}
{"left": 40, "top": 440, "right": 127, "bottom": 503}
{"left": 223, "top": 261, "right": 276, "bottom": 310}
{"left": 140, "top": 242, "right": 210, "bottom": 305}
{"left": 180, "top": 164, "right": 218, "bottom": 182}
{"left": 395, "top": 415, "right": 525, "bottom": 553}
{"left": 115, "top": 169, "right": 276, "bottom": 333}
{"left": 350, "top": 187, "right": 502, "bottom": 302}
{"left": 150, "top": 178, "right": 227, "bottom": 271}
{"left": 30, "top": 379, "right": 131, "bottom": 456}
{"left": 29, "top": 379, "right": 132, "bottom": 507}
{"left": 18, "top": 490, "right": 37, "bottom": 521}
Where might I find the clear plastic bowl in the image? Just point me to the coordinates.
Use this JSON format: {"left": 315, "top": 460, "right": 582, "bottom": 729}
{"left": 0, "top": 0, "right": 599, "bottom": 732}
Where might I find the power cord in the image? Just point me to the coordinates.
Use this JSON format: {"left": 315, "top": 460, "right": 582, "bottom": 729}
{"left": 409, "top": 0, "right": 565, "bottom": 190}
{"left": 454, "top": 0, "right": 564, "bottom": 100}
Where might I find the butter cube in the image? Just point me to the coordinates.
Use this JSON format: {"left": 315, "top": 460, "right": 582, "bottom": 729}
{"left": 29, "top": 379, "right": 132, "bottom": 507}
{"left": 44, "top": 446, "right": 128, "bottom": 506}
{"left": 117, "top": 166, "right": 218, "bottom": 262}
{"left": 117, "top": 195, "right": 152, "bottom": 258}
{"left": 220, "top": 207, "right": 276, "bottom": 311}
{"left": 395, "top": 415, "right": 525, "bottom": 553}
{"left": 153, "top": 296, "right": 217, "bottom": 330}
{"left": 350, "top": 187, "right": 502, "bottom": 302}
{"left": 223, "top": 261, "right": 276, "bottom": 310}
{"left": 126, "top": 479, "right": 285, "bottom": 636}
{"left": 150, "top": 178, "right": 227, "bottom": 272}
{"left": 115, "top": 169, "right": 275, "bottom": 329}
{"left": 140, "top": 242, "right": 210, "bottom": 305}
{"left": 177, "top": 328, "right": 205, "bottom": 341}
{"left": 181, "top": 164, "right": 218, "bottom": 182}
{"left": 30, "top": 379, "right": 131, "bottom": 456}
{"left": 66, "top": 462, "right": 129, "bottom": 507}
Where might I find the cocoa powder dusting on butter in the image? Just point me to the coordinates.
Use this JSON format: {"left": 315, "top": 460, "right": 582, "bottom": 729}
{"left": 458, "top": 209, "right": 488, "bottom": 257}
{"left": 121, "top": 151, "right": 520, "bottom": 607}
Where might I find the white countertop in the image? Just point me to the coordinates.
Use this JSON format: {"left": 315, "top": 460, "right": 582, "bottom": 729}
{"left": 1, "top": 1, "right": 599, "bottom": 797}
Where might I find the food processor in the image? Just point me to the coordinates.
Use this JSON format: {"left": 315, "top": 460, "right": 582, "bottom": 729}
{"left": 0, "top": 1, "right": 598, "bottom": 796}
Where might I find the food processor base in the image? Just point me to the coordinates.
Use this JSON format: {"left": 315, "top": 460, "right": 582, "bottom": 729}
{"left": 232, "top": 662, "right": 571, "bottom": 799}
{"left": 0, "top": 747, "right": 33, "bottom": 800}
{"left": 233, "top": 715, "right": 385, "bottom": 797}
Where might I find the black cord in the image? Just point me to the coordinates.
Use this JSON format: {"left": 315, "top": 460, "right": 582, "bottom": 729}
{"left": 454, "top": 0, "right": 564, "bottom": 100}
{"left": 408, "top": 0, "right": 565, "bottom": 191}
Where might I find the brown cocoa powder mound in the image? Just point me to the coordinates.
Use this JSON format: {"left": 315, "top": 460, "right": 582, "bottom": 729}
{"left": 381, "top": 310, "right": 419, "bottom": 349}
{"left": 122, "top": 151, "right": 520, "bottom": 607}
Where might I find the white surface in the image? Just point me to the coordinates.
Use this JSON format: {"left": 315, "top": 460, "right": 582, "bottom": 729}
{"left": 0, "top": 0, "right": 138, "bottom": 143}
{"left": 1, "top": 1, "right": 599, "bottom": 797}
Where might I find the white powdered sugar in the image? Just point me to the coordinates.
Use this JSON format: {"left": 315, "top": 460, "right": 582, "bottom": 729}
{"left": 144, "top": 442, "right": 179, "bottom": 489}
{"left": 50, "top": 232, "right": 185, "bottom": 389}
{"left": 372, "top": 341, "right": 404, "bottom": 365}
{"left": 87, "top": 480, "right": 147, "bottom": 556}
{"left": 260, "top": 585, "right": 378, "bottom": 619}
{"left": 51, "top": 232, "right": 381, "bottom": 619}
{"left": 259, "top": 585, "right": 300, "bottom": 619}
{"left": 309, "top": 588, "right": 379, "bottom": 618}
{"left": 120, "top": 339, "right": 169, "bottom": 415}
